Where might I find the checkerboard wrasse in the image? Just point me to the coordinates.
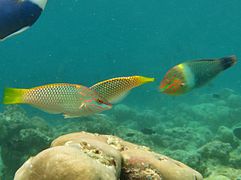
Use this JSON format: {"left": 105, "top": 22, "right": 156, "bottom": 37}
{"left": 3, "top": 83, "right": 111, "bottom": 118}
{"left": 90, "top": 76, "right": 155, "bottom": 103}
{"left": 2, "top": 76, "right": 154, "bottom": 118}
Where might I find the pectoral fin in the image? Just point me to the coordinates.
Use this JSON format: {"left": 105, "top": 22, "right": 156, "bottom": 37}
{"left": 1, "top": 27, "right": 29, "bottom": 41}
{"left": 63, "top": 114, "right": 81, "bottom": 119}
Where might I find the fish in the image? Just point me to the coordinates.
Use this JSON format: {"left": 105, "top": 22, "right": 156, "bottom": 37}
{"left": 140, "top": 128, "right": 156, "bottom": 135}
{"left": 90, "top": 76, "right": 155, "bottom": 103}
{"left": 0, "top": 0, "right": 48, "bottom": 41}
{"left": 212, "top": 93, "right": 221, "bottom": 99}
{"left": 3, "top": 83, "right": 112, "bottom": 118}
{"left": 160, "top": 55, "right": 237, "bottom": 95}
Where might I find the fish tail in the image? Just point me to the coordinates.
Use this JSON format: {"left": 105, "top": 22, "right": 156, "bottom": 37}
{"left": 136, "top": 76, "right": 155, "bottom": 84}
{"left": 3, "top": 88, "right": 27, "bottom": 104}
{"left": 219, "top": 55, "right": 237, "bottom": 70}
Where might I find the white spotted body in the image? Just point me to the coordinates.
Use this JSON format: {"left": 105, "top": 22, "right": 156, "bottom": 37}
{"left": 3, "top": 83, "right": 112, "bottom": 118}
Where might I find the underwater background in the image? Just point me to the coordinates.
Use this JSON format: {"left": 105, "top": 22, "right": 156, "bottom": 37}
{"left": 0, "top": 0, "right": 241, "bottom": 179}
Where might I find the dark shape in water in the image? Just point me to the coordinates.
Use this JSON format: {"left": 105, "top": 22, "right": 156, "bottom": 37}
{"left": 126, "top": 132, "right": 135, "bottom": 137}
{"left": 212, "top": 93, "right": 221, "bottom": 99}
{"left": 140, "top": 128, "right": 156, "bottom": 135}
{"left": 233, "top": 127, "right": 241, "bottom": 139}
{"left": 0, "top": 0, "right": 47, "bottom": 41}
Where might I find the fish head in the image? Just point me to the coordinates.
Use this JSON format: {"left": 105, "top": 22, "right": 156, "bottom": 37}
{"left": 92, "top": 96, "right": 112, "bottom": 112}
{"left": 160, "top": 65, "right": 188, "bottom": 95}
{"left": 79, "top": 89, "right": 112, "bottom": 116}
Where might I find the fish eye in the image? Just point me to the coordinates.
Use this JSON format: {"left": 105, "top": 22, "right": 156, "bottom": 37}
{"left": 97, "top": 99, "right": 104, "bottom": 104}
{"left": 166, "top": 79, "right": 170, "bottom": 84}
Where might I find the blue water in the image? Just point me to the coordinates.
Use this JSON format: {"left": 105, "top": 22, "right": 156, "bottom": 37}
{"left": 1, "top": 0, "right": 240, "bottom": 116}
{"left": 1, "top": 0, "right": 240, "bottom": 88}
{"left": 0, "top": 0, "right": 241, "bottom": 179}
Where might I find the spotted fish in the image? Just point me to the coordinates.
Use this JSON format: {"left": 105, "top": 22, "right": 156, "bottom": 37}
{"left": 90, "top": 76, "right": 155, "bottom": 103}
{"left": 3, "top": 83, "right": 111, "bottom": 118}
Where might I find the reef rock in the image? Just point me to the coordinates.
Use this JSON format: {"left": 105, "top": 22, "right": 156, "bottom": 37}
{"left": 205, "top": 165, "right": 241, "bottom": 180}
{"left": 15, "top": 131, "right": 203, "bottom": 180}
{"left": 121, "top": 149, "right": 202, "bottom": 180}
{"left": 0, "top": 106, "right": 53, "bottom": 179}
{"left": 15, "top": 146, "right": 119, "bottom": 180}
{"left": 198, "top": 140, "right": 232, "bottom": 164}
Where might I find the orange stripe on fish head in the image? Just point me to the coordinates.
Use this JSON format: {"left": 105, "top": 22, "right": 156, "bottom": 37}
{"left": 160, "top": 66, "right": 186, "bottom": 95}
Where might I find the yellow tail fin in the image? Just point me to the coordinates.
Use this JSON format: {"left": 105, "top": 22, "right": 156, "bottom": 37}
{"left": 3, "top": 88, "right": 26, "bottom": 104}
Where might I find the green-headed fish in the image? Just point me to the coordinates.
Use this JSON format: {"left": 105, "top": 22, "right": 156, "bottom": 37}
{"left": 90, "top": 76, "right": 155, "bottom": 103}
{"left": 160, "top": 55, "right": 237, "bottom": 95}
{"left": 3, "top": 83, "right": 112, "bottom": 118}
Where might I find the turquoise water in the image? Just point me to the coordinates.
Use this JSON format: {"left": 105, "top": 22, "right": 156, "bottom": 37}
{"left": 0, "top": 0, "right": 241, "bottom": 179}
{"left": 1, "top": 1, "right": 240, "bottom": 112}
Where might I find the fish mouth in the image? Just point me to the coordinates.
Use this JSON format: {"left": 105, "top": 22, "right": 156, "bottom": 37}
{"left": 159, "top": 88, "right": 165, "bottom": 93}
{"left": 105, "top": 102, "right": 112, "bottom": 106}
{"left": 99, "top": 97, "right": 112, "bottom": 106}
{"left": 94, "top": 103, "right": 112, "bottom": 112}
{"left": 99, "top": 99, "right": 112, "bottom": 107}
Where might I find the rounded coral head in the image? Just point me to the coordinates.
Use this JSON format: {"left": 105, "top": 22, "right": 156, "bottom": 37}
{"left": 160, "top": 64, "right": 190, "bottom": 95}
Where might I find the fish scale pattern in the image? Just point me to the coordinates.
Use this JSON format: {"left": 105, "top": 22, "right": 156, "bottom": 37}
{"left": 23, "top": 84, "right": 83, "bottom": 105}
{"left": 20, "top": 83, "right": 108, "bottom": 117}
{"left": 90, "top": 76, "right": 141, "bottom": 103}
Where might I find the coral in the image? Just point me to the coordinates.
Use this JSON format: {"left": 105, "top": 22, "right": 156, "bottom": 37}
{"left": 226, "top": 94, "right": 241, "bottom": 108}
{"left": 197, "top": 89, "right": 241, "bottom": 127}
{"left": 112, "top": 104, "right": 136, "bottom": 122}
{"left": 15, "top": 132, "right": 203, "bottom": 180}
{"left": 215, "top": 126, "right": 239, "bottom": 148}
{"left": 205, "top": 175, "right": 231, "bottom": 180}
{"left": 53, "top": 132, "right": 203, "bottom": 179}
{"left": 114, "top": 126, "right": 154, "bottom": 148}
{"left": 134, "top": 109, "right": 163, "bottom": 129}
{"left": 112, "top": 104, "right": 163, "bottom": 129}
{"left": 15, "top": 146, "right": 120, "bottom": 180}
{"left": 190, "top": 103, "right": 231, "bottom": 129}
{"left": 198, "top": 140, "right": 232, "bottom": 164}
{"left": 2, "top": 88, "right": 241, "bottom": 179}
{"left": 230, "top": 108, "right": 241, "bottom": 125}
{"left": 0, "top": 106, "right": 53, "bottom": 180}
{"left": 229, "top": 145, "right": 241, "bottom": 168}
{"left": 0, "top": 147, "right": 3, "bottom": 177}
{"left": 204, "top": 165, "right": 241, "bottom": 180}
{"left": 191, "top": 103, "right": 217, "bottom": 121}
{"left": 156, "top": 126, "right": 210, "bottom": 151}
{"left": 121, "top": 149, "right": 201, "bottom": 180}
{"left": 163, "top": 150, "right": 208, "bottom": 175}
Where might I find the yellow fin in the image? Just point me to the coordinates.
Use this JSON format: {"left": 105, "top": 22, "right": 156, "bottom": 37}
{"left": 3, "top": 88, "right": 27, "bottom": 104}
